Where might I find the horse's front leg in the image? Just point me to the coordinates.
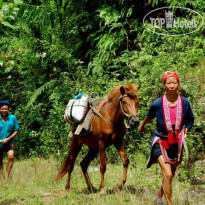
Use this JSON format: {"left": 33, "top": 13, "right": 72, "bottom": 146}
{"left": 99, "top": 140, "right": 106, "bottom": 194}
{"left": 114, "top": 142, "right": 129, "bottom": 189}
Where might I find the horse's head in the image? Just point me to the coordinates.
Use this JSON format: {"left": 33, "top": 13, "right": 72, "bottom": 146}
{"left": 119, "top": 84, "right": 140, "bottom": 128}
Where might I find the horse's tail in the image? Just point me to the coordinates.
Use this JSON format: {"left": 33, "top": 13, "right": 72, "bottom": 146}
{"left": 56, "top": 155, "right": 70, "bottom": 180}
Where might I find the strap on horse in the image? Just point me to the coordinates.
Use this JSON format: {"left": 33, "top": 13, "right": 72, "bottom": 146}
{"left": 90, "top": 106, "right": 114, "bottom": 126}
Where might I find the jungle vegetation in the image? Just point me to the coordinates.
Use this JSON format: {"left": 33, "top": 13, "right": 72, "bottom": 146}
{"left": 0, "top": 0, "right": 204, "bottom": 178}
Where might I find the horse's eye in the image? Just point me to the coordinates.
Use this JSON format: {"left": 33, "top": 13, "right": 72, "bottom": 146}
{"left": 123, "top": 101, "right": 126, "bottom": 104}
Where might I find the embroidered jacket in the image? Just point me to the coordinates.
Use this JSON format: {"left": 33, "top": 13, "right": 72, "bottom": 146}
{"left": 146, "top": 96, "right": 194, "bottom": 168}
{"left": 147, "top": 96, "right": 194, "bottom": 134}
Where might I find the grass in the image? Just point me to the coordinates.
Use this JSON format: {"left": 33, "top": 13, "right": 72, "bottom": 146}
{"left": 0, "top": 152, "right": 204, "bottom": 205}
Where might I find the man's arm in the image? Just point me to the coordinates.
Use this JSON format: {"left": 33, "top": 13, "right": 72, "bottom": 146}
{"left": 3, "top": 131, "right": 19, "bottom": 144}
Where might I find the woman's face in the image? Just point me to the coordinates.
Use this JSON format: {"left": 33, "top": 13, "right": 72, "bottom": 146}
{"left": 0, "top": 105, "right": 9, "bottom": 117}
{"left": 163, "top": 76, "right": 180, "bottom": 94}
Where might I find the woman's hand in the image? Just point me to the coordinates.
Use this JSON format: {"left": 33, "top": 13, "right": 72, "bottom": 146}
{"left": 138, "top": 116, "right": 152, "bottom": 132}
{"left": 138, "top": 124, "right": 145, "bottom": 132}
{"left": 184, "top": 128, "right": 188, "bottom": 139}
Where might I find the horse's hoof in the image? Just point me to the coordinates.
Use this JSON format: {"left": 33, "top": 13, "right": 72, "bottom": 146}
{"left": 117, "top": 182, "right": 124, "bottom": 190}
{"left": 65, "top": 185, "right": 70, "bottom": 191}
{"left": 88, "top": 186, "right": 97, "bottom": 193}
{"left": 100, "top": 188, "right": 107, "bottom": 195}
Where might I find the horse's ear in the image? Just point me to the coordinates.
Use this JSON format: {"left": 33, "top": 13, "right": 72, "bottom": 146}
{"left": 137, "top": 85, "right": 141, "bottom": 90}
{"left": 120, "top": 86, "right": 125, "bottom": 95}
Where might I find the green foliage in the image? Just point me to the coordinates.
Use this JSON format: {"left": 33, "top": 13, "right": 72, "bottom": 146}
{"left": 26, "top": 79, "right": 58, "bottom": 109}
{"left": 0, "top": 0, "right": 204, "bottom": 168}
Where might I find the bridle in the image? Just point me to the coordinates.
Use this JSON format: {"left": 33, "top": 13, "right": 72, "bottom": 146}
{"left": 91, "top": 94, "right": 139, "bottom": 127}
{"left": 119, "top": 94, "right": 139, "bottom": 121}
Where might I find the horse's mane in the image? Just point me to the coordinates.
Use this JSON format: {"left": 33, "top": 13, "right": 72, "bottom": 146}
{"left": 107, "top": 83, "right": 138, "bottom": 102}
{"left": 97, "top": 83, "right": 138, "bottom": 110}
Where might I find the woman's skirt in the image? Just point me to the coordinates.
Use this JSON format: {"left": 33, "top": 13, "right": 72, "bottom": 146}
{"left": 147, "top": 139, "right": 182, "bottom": 168}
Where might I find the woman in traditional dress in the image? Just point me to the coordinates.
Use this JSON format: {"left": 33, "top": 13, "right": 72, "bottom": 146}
{"left": 138, "top": 71, "right": 194, "bottom": 205}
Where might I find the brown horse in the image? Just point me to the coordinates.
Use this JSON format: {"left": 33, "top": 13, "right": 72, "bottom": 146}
{"left": 56, "top": 83, "right": 140, "bottom": 194}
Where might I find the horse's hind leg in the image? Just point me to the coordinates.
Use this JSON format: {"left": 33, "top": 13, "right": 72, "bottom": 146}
{"left": 114, "top": 142, "right": 129, "bottom": 189}
{"left": 65, "top": 138, "right": 82, "bottom": 190}
{"left": 99, "top": 140, "right": 107, "bottom": 195}
{"left": 80, "top": 148, "right": 98, "bottom": 192}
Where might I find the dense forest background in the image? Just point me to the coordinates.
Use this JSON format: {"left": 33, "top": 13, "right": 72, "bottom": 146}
{"left": 0, "top": 0, "right": 204, "bottom": 170}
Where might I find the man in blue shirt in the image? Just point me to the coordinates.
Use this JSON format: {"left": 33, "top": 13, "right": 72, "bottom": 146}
{"left": 0, "top": 100, "right": 20, "bottom": 179}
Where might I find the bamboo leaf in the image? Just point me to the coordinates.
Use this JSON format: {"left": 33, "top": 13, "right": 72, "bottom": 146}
{"left": 1, "top": 21, "right": 17, "bottom": 29}
{"left": 26, "top": 80, "right": 57, "bottom": 109}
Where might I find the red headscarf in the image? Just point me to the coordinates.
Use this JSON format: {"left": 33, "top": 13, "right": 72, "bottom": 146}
{"left": 162, "top": 71, "right": 180, "bottom": 83}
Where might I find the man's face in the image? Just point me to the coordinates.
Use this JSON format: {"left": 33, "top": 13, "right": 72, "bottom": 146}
{"left": 0, "top": 105, "right": 9, "bottom": 117}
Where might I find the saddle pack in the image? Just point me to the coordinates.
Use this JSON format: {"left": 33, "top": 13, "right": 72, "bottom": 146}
{"left": 64, "top": 93, "right": 105, "bottom": 137}
{"left": 64, "top": 93, "right": 89, "bottom": 124}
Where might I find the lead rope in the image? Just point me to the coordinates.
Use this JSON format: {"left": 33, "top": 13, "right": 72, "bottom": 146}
{"left": 183, "top": 136, "right": 189, "bottom": 168}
